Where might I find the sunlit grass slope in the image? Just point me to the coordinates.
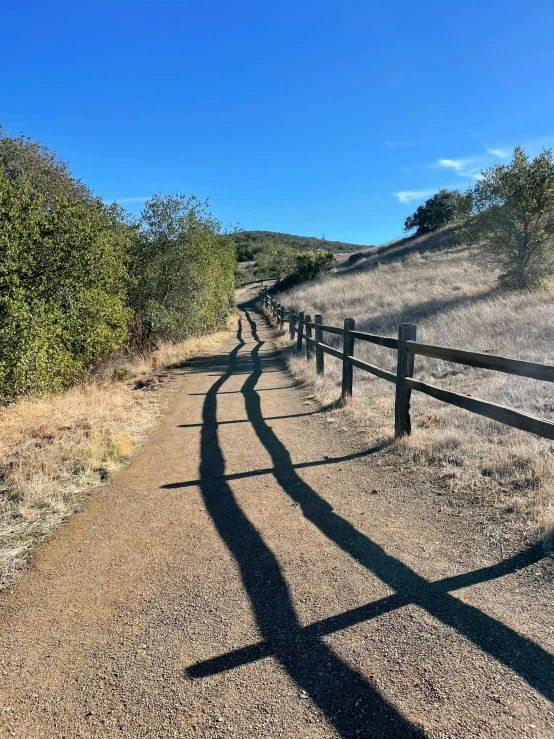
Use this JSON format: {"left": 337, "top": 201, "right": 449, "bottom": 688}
{"left": 275, "top": 231, "right": 554, "bottom": 539}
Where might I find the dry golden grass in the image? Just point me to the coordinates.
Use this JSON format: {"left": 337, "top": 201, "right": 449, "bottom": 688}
{"left": 273, "top": 243, "right": 554, "bottom": 540}
{"left": 0, "top": 322, "right": 235, "bottom": 588}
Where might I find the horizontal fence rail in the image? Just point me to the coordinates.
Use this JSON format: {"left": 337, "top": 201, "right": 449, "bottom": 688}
{"left": 319, "top": 342, "right": 344, "bottom": 361}
{"left": 258, "top": 288, "right": 554, "bottom": 443}
{"left": 350, "top": 331, "right": 398, "bottom": 350}
{"left": 348, "top": 355, "right": 397, "bottom": 384}
{"left": 320, "top": 324, "right": 344, "bottom": 336}
{"left": 406, "top": 341, "right": 554, "bottom": 383}
{"left": 405, "top": 378, "right": 554, "bottom": 441}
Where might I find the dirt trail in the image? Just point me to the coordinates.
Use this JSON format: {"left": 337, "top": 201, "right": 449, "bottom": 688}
{"left": 0, "top": 302, "right": 553, "bottom": 738}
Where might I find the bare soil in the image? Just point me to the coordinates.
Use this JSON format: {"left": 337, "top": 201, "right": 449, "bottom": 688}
{"left": 0, "top": 302, "right": 553, "bottom": 738}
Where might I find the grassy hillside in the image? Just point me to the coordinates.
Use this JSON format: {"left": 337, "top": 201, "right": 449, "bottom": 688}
{"left": 236, "top": 229, "right": 374, "bottom": 256}
{"left": 338, "top": 223, "right": 460, "bottom": 271}
{"left": 273, "top": 230, "right": 554, "bottom": 539}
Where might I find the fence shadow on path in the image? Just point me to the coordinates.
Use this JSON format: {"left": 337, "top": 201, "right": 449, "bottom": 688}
{"left": 234, "top": 307, "right": 554, "bottom": 701}
{"left": 181, "top": 316, "right": 425, "bottom": 738}
{"left": 170, "top": 306, "right": 553, "bottom": 737}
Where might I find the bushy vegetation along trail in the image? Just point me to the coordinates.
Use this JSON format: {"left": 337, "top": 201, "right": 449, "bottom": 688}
{"left": 0, "top": 303, "right": 552, "bottom": 738}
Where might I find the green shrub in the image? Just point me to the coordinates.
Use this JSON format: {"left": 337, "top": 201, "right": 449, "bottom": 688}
{"left": 128, "top": 193, "right": 236, "bottom": 345}
{"left": 111, "top": 367, "right": 132, "bottom": 382}
{"left": 0, "top": 130, "right": 237, "bottom": 401}
{"left": 0, "top": 170, "right": 131, "bottom": 400}
{"left": 295, "top": 249, "right": 333, "bottom": 280}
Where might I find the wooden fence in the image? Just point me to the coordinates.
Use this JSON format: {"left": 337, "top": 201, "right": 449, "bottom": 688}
{"left": 259, "top": 289, "right": 554, "bottom": 441}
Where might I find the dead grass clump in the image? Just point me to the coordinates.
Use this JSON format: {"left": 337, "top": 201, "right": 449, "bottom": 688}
{"left": 274, "top": 243, "right": 554, "bottom": 540}
{"left": 0, "top": 323, "right": 234, "bottom": 588}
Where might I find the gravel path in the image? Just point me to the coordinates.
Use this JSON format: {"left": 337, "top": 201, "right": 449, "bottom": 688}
{"left": 0, "top": 302, "right": 553, "bottom": 738}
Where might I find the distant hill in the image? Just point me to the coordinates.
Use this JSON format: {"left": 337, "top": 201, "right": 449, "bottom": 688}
{"left": 236, "top": 230, "right": 374, "bottom": 259}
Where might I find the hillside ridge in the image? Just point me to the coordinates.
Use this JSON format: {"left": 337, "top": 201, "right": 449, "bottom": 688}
{"left": 236, "top": 229, "right": 374, "bottom": 255}
{"left": 337, "top": 224, "right": 459, "bottom": 272}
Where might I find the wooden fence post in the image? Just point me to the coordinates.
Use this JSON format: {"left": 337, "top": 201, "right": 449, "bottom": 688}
{"left": 305, "top": 315, "right": 313, "bottom": 359}
{"left": 395, "top": 323, "right": 417, "bottom": 437}
{"left": 289, "top": 308, "right": 295, "bottom": 340}
{"left": 315, "top": 315, "right": 324, "bottom": 375}
{"left": 341, "top": 318, "right": 355, "bottom": 404}
{"left": 296, "top": 311, "right": 304, "bottom": 352}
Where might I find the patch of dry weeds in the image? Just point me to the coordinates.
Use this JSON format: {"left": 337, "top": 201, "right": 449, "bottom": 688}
{"left": 0, "top": 321, "right": 235, "bottom": 588}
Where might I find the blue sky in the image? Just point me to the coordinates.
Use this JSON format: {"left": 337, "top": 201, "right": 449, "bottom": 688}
{"left": 2, "top": 0, "right": 554, "bottom": 245}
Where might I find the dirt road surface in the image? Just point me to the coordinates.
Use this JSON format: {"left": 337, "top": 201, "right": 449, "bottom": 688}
{"left": 1, "top": 302, "right": 553, "bottom": 738}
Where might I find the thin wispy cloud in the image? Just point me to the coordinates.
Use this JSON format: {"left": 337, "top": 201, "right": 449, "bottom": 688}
{"left": 435, "top": 157, "right": 483, "bottom": 179}
{"left": 105, "top": 196, "right": 150, "bottom": 204}
{"left": 473, "top": 134, "right": 510, "bottom": 160}
{"left": 438, "top": 158, "right": 465, "bottom": 171}
{"left": 478, "top": 134, "right": 554, "bottom": 159}
{"left": 394, "top": 189, "right": 436, "bottom": 204}
{"left": 395, "top": 133, "right": 554, "bottom": 209}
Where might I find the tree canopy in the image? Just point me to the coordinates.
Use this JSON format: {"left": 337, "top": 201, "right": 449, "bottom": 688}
{"left": 403, "top": 189, "right": 464, "bottom": 236}
{"left": 253, "top": 242, "right": 297, "bottom": 280}
{"left": 0, "top": 129, "right": 236, "bottom": 401}
{"left": 462, "top": 146, "right": 554, "bottom": 288}
{"left": 129, "top": 193, "right": 236, "bottom": 345}
{"left": 0, "top": 126, "right": 94, "bottom": 206}
{"left": 0, "top": 169, "right": 132, "bottom": 398}
{"left": 253, "top": 242, "right": 333, "bottom": 288}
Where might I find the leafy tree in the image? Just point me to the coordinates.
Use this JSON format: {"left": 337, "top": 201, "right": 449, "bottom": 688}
{"left": 0, "top": 126, "right": 93, "bottom": 206}
{"left": 0, "top": 128, "right": 237, "bottom": 400}
{"left": 236, "top": 241, "right": 260, "bottom": 262}
{"left": 0, "top": 170, "right": 131, "bottom": 399}
{"left": 462, "top": 147, "right": 554, "bottom": 288}
{"left": 254, "top": 242, "right": 297, "bottom": 280}
{"left": 295, "top": 249, "right": 333, "bottom": 280}
{"left": 129, "top": 193, "right": 235, "bottom": 344}
{"left": 403, "top": 189, "right": 464, "bottom": 235}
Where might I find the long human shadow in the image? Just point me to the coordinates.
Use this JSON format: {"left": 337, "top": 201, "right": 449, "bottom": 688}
{"left": 189, "top": 532, "right": 548, "bottom": 678}
{"left": 177, "top": 410, "right": 322, "bottom": 428}
{"left": 162, "top": 445, "right": 385, "bottom": 489}
{"left": 234, "top": 308, "right": 554, "bottom": 703}
{"left": 194, "top": 318, "right": 424, "bottom": 737}
{"left": 188, "top": 386, "right": 295, "bottom": 396}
